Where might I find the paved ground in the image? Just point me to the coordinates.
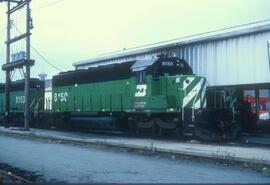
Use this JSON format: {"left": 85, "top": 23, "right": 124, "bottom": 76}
{"left": 0, "top": 134, "right": 270, "bottom": 183}
{"left": 1, "top": 127, "right": 270, "bottom": 165}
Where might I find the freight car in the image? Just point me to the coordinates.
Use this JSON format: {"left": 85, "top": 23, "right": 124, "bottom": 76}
{"left": 51, "top": 55, "right": 239, "bottom": 139}
{"left": 0, "top": 78, "right": 45, "bottom": 126}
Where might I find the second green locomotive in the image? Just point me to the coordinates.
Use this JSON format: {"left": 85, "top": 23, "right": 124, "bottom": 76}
{"left": 0, "top": 79, "right": 45, "bottom": 126}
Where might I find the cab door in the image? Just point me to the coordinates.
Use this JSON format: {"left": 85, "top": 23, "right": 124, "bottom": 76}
{"left": 134, "top": 71, "right": 148, "bottom": 110}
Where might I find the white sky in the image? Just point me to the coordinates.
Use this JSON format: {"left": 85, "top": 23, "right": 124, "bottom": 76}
{"left": 0, "top": 0, "right": 270, "bottom": 81}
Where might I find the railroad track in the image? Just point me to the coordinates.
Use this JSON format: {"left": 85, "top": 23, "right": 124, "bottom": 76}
{"left": 0, "top": 169, "right": 32, "bottom": 184}
{"left": 5, "top": 126, "right": 270, "bottom": 148}
{"left": 71, "top": 129, "right": 270, "bottom": 148}
{"left": 240, "top": 134, "right": 270, "bottom": 146}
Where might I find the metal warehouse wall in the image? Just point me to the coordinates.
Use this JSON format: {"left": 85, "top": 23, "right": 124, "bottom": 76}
{"left": 179, "top": 31, "right": 270, "bottom": 86}
{"left": 78, "top": 31, "right": 270, "bottom": 87}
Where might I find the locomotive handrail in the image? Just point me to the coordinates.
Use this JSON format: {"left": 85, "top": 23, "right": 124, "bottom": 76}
{"left": 30, "top": 99, "right": 36, "bottom": 110}
{"left": 31, "top": 97, "right": 43, "bottom": 114}
{"left": 199, "top": 77, "right": 207, "bottom": 109}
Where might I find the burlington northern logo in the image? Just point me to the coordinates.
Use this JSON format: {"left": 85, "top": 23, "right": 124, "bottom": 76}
{"left": 135, "top": 84, "right": 147, "bottom": 97}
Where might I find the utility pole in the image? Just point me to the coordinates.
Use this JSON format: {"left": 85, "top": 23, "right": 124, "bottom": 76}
{"left": 25, "top": 0, "right": 31, "bottom": 130}
{"left": 1, "top": 0, "right": 34, "bottom": 131}
{"left": 267, "top": 42, "right": 270, "bottom": 71}
{"left": 4, "top": 1, "right": 11, "bottom": 128}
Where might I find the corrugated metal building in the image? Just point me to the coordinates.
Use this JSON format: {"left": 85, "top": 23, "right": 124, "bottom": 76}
{"left": 73, "top": 21, "right": 270, "bottom": 128}
{"left": 74, "top": 21, "right": 270, "bottom": 87}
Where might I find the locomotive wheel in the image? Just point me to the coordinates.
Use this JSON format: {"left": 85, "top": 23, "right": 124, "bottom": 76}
{"left": 158, "top": 127, "right": 162, "bottom": 136}
{"left": 127, "top": 117, "right": 136, "bottom": 133}
{"left": 156, "top": 118, "right": 179, "bottom": 136}
{"left": 134, "top": 117, "right": 156, "bottom": 136}
{"left": 176, "top": 127, "right": 182, "bottom": 137}
{"left": 151, "top": 123, "right": 156, "bottom": 135}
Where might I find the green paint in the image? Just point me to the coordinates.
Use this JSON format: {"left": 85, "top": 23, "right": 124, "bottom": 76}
{"left": 52, "top": 74, "right": 205, "bottom": 113}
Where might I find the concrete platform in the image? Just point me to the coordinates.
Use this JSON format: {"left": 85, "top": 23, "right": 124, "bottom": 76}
{"left": 0, "top": 127, "right": 270, "bottom": 166}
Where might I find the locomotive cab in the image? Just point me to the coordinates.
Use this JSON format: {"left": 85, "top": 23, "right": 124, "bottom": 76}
{"left": 129, "top": 56, "right": 207, "bottom": 136}
{"left": 131, "top": 56, "right": 193, "bottom": 81}
{"left": 131, "top": 56, "right": 205, "bottom": 111}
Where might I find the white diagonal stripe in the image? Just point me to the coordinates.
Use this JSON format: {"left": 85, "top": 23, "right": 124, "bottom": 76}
{"left": 183, "top": 80, "right": 201, "bottom": 108}
{"left": 183, "top": 77, "right": 195, "bottom": 90}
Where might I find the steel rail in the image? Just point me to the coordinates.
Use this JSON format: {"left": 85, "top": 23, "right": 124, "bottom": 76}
{"left": 0, "top": 169, "right": 33, "bottom": 184}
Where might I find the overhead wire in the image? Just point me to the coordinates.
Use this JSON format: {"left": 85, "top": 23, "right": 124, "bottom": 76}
{"left": 11, "top": 22, "right": 62, "bottom": 72}
{"left": 1, "top": 1, "right": 63, "bottom": 73}
{"left": 32, "top": 0, "right": 66, "bottom": 11}
{"left": 6, "top": 0, "right": 67, "bottom": 23}
{"left": 30, "top": 46, "right": 63, "bottom": 72}
{"left": 2, "top": 0, "right": 71, "bottom": 74}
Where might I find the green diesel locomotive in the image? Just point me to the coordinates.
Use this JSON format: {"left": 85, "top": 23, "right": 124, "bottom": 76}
{"left": 0, "top": 79, "right": 45, "bottom": 126}
{"left": 52, "top": 56, "right": 208, "bottom": 136}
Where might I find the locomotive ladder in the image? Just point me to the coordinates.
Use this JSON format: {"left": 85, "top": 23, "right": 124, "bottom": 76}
{"left": 182, "top": 108, "right": 196, "bottom": 137}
